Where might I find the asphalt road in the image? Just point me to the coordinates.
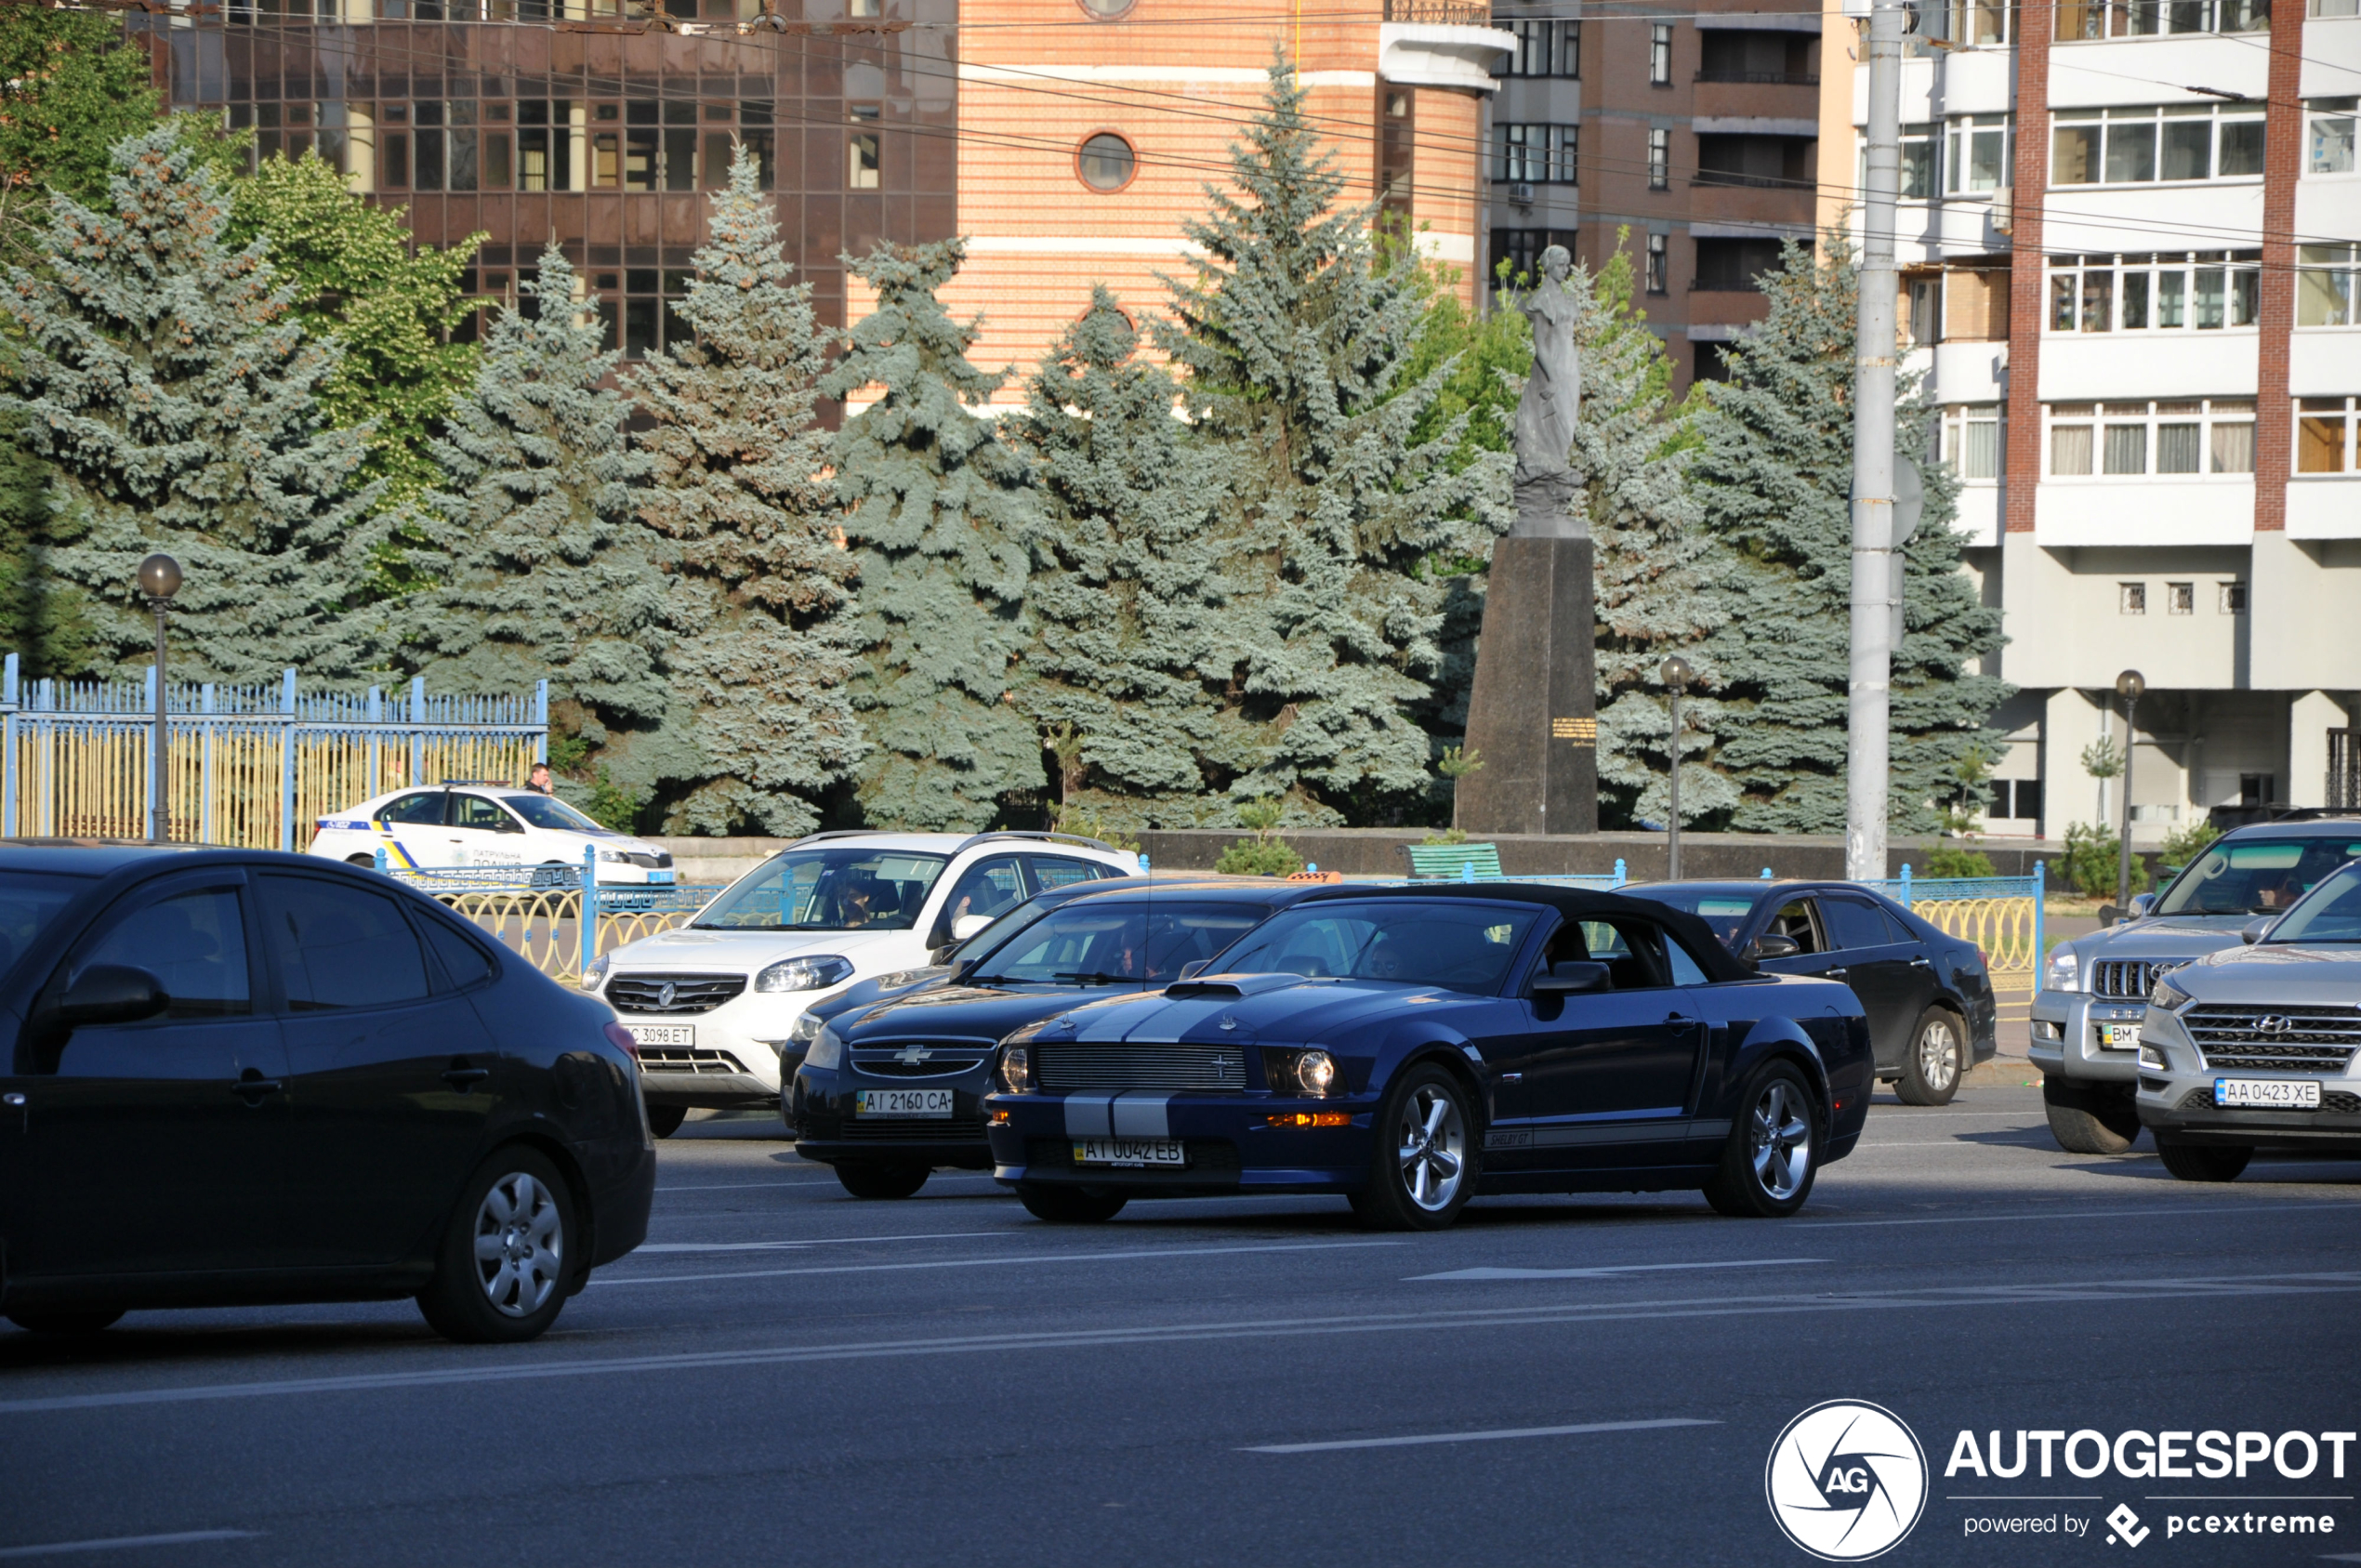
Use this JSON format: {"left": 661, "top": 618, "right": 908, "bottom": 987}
{"left": 3, "top": 1087, "right": 2356, "bottom": 1568}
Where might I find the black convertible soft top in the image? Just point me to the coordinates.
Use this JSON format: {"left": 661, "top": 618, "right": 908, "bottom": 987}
{"left": 1289, "top": 880, "right": 1757, "bottom": 984}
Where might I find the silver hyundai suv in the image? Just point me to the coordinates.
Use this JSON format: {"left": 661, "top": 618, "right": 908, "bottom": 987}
{"left": 2031, "top": 817, "right": 2361, "bottom": 1155}
{"left": 2134, "top": 857, "right": 2361, "bottom": 1180}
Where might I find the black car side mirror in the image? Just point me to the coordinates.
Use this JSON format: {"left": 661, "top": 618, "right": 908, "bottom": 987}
{"left": 1747, "top": 932, "right": 1802, "bottom": 962}
{"left": 1532, "top": 960, "right": 1611, "bottom": 995}
{"left": 50, "top": 965, "right": 170, "bottom": 1029}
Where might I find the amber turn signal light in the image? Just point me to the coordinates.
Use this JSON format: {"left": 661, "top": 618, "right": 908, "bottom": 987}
{"left": 987, "top": 1109, "right": 1010, "bottom": 1126}
{"left": 1265, "top": 1112, "right": 1351, "bottom": 1128}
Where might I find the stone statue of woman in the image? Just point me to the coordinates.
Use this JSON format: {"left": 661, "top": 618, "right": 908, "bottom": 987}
{"left": 1510, "top": 244, "right": 1584, "bottom": 537}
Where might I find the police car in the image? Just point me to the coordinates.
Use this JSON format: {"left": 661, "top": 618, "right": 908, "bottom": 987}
{"left": 306, "top": 783, "right": 678, "bottom": 885}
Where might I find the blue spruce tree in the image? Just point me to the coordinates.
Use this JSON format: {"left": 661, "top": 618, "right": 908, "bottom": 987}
{"left": 1, "top": 126, "right": 380, "bottom": 680}
{"left": 626, "top": 149, "right": 864, "bottom": 837}
{"left": 822, "top": 239, "right": 1042, "bottom": 831}
{"left": 413, "top": 244, "right": 667, "bottom": 812}
{"left": 1157, "top": 65, "right": 1497, "bottom": 824}
{"left": 1008, "top": 286, "right": 1247, "bottom": 831}
{"left": 1692, "top": 241, "right": 2009, "bottom": 833}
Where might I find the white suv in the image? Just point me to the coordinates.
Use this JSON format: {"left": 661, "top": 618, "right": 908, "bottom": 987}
{"left": 587, "top": 831, "right": 1139, "bottom": 1135}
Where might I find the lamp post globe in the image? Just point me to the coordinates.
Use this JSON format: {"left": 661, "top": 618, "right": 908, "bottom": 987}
{"left": 138, "top": 553, "right": 182, "bottom": 603}
{"left": 1660, "top": 654, "right": 1693, "bottom": 691}
{"left": 2114, "top": 668, "right": 2145, "bottom": 917}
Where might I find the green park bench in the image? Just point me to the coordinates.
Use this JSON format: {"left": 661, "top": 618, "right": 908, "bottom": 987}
{"left": 1402, "top": 841, "right": 1504, "bottom": 880}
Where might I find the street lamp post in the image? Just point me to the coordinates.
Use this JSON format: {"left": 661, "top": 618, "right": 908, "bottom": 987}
{"left": 1662, "top": 655, "right": 1694, "bottom": 881}
{"left": 138, "top": 554, "right": 182, "bottom": 844}
{"left": 2115, "top": 668, "right": 2145, "bottom": 917}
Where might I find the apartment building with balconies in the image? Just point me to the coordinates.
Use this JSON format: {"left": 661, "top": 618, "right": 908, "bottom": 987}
{"left": 1821, "top": 0, "right": 2361, "bottom": 841}
{"left": 1486, "top": 0, "right": 1825, "bottom": 396}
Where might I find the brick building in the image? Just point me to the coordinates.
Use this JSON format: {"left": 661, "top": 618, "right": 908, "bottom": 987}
{"left": 138, "top": 0, "right": 1511, "bottom": 405}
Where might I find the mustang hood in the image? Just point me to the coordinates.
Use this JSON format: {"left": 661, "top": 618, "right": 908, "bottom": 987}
{"left": 1030, "top": 974, "right": 1467, "bottom": 1048}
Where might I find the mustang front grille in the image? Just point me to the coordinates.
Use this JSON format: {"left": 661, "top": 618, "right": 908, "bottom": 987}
{"left": 1035, "top": 1043, "right": 1246, "bottom": 1092}
{"left": 608, "top": 973, "right": 747, "bottom": 1015}
{"left": 2187, "top": 1005, "right": 2361, "bottom": 1073}
{"left": 2091, "top": 959, "right": 2189, "bottom": 999}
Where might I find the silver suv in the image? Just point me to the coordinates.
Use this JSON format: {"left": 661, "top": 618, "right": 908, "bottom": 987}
{"left": 2135, "top": 857, "right": 2361, "bottom": 1180}
{"left": 2031, "top": 817, "right": 2361, "bottom": 1154}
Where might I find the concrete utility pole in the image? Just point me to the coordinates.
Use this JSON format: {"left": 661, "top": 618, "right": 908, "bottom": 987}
{"left": 1844, "top": 0, "right": 1906, "bottom": 884}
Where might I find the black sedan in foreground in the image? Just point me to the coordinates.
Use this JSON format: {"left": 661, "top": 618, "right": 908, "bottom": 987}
{"left": 0, "top": 842, "right": 653, "bottom": 1342}
{"left": 789, "top": 877, "right": 1319, "bottom": 1196}
{"left": 984, "top": 884, "right": 1870, "bottom": 1229}
{"left": 1626, "top": 879, "right": 1998, "bottom": 1105}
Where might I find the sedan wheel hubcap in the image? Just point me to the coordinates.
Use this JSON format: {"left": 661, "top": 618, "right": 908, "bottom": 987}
{"left": 1920, "top": 1021, "right": 1959, "bottom": 1090}
{"left": 1748, "top": 1082, "right": 1813, "bottom": 1202}
{"left": 472, "top": 1172, "right": 562, "bottom": 1317}
{"left": 1396, "top": 1086, "right": 1467, "bottom": 1212}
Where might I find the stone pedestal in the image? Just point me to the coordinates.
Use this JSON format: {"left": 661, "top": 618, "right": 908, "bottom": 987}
{"left": 1456, "top": 530, "right": 1598, "bottom": 837}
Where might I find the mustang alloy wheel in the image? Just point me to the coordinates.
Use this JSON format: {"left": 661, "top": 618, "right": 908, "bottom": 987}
{"left": 417, "top": 1148, "right": 575, "bottom": 1343}
{"left": 1895, "top": 1008, "right": 1964, "bottom": 1106}
{"left": 1703, "top": 1062, "right": 1821, "bottom": 1219}
{"left": 1352, "top": 1064, "right": 1477, "bottom": 1232}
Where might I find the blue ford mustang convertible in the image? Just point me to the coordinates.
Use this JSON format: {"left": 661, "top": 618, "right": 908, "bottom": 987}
{"left": 983, "top": 884, "right": 1872, "bottom": 1230}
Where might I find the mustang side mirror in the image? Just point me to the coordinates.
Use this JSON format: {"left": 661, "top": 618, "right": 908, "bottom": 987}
{"left": 49, "top": 965, "right": 170, "bottom": 1029}
{"left": 1532, "top": 960, "right": 1611, "bottom": 995}
{"left": 2241, "top": 916, "right": 2275, "bottom": 945}
{"left": 951, "top": 914, "right": 994, "bottom": 942}
{"left": 1177, "top": 959, "right": 1210, "bottom": 981}
{"left": 1747, "top": 932, "right": 1801, "bottom": 962}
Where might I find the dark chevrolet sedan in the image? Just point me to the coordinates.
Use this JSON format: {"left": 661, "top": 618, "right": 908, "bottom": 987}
{"left": 1627, "top": 880, "right": 1998, "bottom": 1105}
{"left": 790, "top": 877, "right": 1318, "bottom": 1197}
{"left": 985, "top": 885, "right": 1870, "bottom": 1229}
{"left": 0, "top": 843, "right": 653, "bottom": 1342}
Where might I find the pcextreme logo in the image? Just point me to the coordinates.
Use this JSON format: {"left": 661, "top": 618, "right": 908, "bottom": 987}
{"left": 1766, "top": 1401, "right": 1931, "bottom": 1561}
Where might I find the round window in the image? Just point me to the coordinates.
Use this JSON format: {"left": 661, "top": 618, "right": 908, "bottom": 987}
{"left": 1076, "top": 132, "right": 1137, "bottom": 191}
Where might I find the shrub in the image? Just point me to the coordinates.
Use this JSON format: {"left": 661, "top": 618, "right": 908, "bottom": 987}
{"left": 1053, "top": 803, "right": 1141, "bottom": 855}
{"left": 2159, "top": 818, "right": 2221, "bottom": 869}
{"left": 1216, "top": 837, "right": 1306, "bottom": 876}
{"left": 2059, "top": 822, "right": 2149, "bottom": 898}
{"left": 1922, "top": 845, "right": 1996, "bottom": 879}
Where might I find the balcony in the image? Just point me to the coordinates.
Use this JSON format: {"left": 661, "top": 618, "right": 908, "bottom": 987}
{"left": 1385, "top": 0, "right": 1487, "bottom": 20}
{"left": 1694, "top": 69, "right": 1819, "bottom": 86}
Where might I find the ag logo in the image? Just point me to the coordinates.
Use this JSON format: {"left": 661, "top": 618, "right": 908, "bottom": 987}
{"left": 1765, "top": 1400, "right": 1929, "bottom": 1561}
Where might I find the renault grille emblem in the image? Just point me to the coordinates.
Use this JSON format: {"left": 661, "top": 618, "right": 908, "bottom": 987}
{"left": 656, "top": 982, "right": 677, "bottom": 1009}
{"left": 2256, "top": 1015, "right": 2292, "bottom": 1035}
{"left": 894, "top": 1045, "right": 933, "bottom": 1065}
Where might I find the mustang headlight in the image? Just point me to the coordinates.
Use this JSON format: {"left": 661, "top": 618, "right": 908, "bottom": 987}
{"left": 996, "top": 1044, "right": 1032, "bottom": 1095}
{"left": 2042, "top": 948, "right": 2083, "bottom": 995}
{"left": 755, "top": 955, "right": 854, "bottom": 994}
{"left": 805, "top": 1023, "right": 845, "bottom": 1072}
{"left": 1268, "top": 1048, "right": 1338, "bottom": 1098}
{"left": 2151, "top": 974, "right": 2194, "bottom": 1011}
{"left": 581, "top": 952, "right": 613, "bottom": 992}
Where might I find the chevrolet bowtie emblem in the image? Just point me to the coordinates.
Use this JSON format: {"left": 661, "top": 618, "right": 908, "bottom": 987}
{"left": 894, "top": 1045, "right": 932, "bottom": 1064}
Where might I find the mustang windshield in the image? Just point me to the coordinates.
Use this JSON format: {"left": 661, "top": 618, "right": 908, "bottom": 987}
{"left": 693, "top": 849, "right": 949, "bottom": 932}
{"left": 0, "top": 870, "right": 93, "bottom": 978}
{"left": 1207, "top": 903, "right": 1540, "bottom": 994}
{"left": 2154, "top": 837, "right": 2361, "bottom": 916}
{"left": 2262, "top": 863, "right": 2361, "bottom": 943}
{"left": 969, "top": 902, "right": 1267, "bottom": 985}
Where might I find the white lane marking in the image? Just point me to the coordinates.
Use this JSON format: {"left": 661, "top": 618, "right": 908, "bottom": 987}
{"left": 1244, "top": 1416, "right": 1718, "bottom": 1454}
{"left": 0, "top": 1531, "right": 259, "bottom": 1559}
{"left": 1411, "top": 1257, "right": 1824, "bottom": 1282}
{"left": 7, "top": 1270, "right": 2357, "bottom": 1417}
{"left": 1800, "top": 1200, "right": 2361, "bottom": 1230}
{"left": 634, "top": 1230, "right": 1015, "bottom": 1253}
{"left": 600, "top": 1238, "right": 1405, "bottom": 1285}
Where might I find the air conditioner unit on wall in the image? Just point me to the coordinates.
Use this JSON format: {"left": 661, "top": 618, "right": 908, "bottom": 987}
{"left": 1510, "top": 181, "right": 1536, "bottom": 205}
